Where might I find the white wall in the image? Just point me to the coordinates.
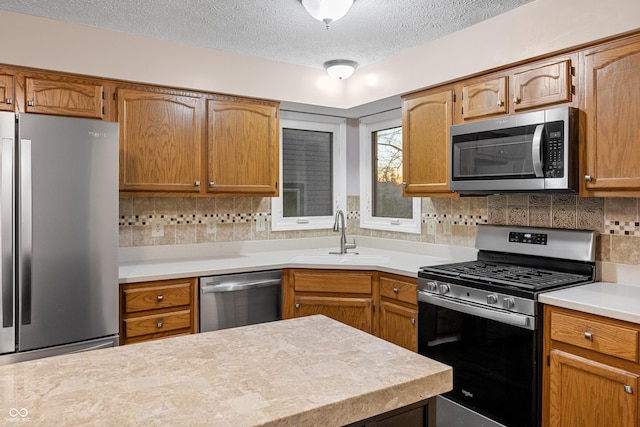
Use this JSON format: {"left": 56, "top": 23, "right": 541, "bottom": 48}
{"left": 1, "top": 0, "right": 639, "bottom": 110}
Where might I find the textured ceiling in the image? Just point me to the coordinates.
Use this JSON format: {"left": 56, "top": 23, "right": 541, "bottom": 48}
{"left": 0, "top": 0, "right": 533, "bottom": 70}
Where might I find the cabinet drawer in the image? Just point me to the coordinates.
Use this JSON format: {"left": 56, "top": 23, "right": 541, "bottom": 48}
{"left": 550, "top": 311, "right": 639, "bottom": 362}
{"left": 380, "top": 277, "right": 417, "bottom": 305}
{"left": 124, "top": 309, "right": 192, "bottom": 338}
{"left": 123, "top": 282, "right": 191, "bottom": 313}
{"left": 293, "top": 271, "right": 373, "bottom": 294}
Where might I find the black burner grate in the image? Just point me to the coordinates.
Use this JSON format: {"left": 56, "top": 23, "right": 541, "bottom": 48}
{"left": 421, "top": 261, "right": 591, "bottom": 290}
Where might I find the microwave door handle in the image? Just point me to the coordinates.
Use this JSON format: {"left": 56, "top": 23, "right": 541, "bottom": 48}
{"left": 532, "top": 124, "right": 544, "bottom": 178}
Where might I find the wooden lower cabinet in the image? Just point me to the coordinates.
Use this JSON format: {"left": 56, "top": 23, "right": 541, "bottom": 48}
{"left": 543, "top": 305, "right": 640, "bottom": 427}
{"left": 283, "top": 269, "right": 418, "bottom": 351}
{"left": 119, "top": 277, "right": 198, "bottom": 345}
{"left": 294, "top": 295, "right": 374, "bottom": 334}
{"left": 549, "top": 350, "right": 638, "bottom": 427}
{"left": 379, "top": 273, "right": 418, "bottom": 352}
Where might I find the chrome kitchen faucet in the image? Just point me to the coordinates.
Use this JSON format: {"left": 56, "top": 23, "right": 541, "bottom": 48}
{"left": 330, "top": 210, "right": 357, "bottom": 255}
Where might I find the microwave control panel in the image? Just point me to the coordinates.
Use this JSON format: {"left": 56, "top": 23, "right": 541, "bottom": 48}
{"left": 544, "top": 122, "right": 564, "bottom": 178}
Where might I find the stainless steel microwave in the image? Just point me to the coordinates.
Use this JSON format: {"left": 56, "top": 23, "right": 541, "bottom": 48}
{"left": 450, "top": 107, "right": 578, "bottom": 194}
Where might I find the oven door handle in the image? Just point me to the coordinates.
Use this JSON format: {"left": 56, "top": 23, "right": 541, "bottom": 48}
{"left": 418, "top": 291, "right": 535, "bottom": 331}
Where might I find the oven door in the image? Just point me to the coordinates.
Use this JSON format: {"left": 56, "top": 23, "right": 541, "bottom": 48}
{"left": 418, "top": 291, "right": 539, "bottom": 427}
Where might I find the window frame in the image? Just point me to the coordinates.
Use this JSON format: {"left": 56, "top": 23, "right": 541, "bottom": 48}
{"left": 272, "top": 111, "right": 347, "bottom": 231}
{"left": 359, "top": 109, "right": 421, "bottom": 234}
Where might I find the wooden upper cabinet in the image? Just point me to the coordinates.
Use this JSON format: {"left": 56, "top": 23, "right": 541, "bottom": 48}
{"left": 582, "top": 35, "right": 640, "bottom": 195}
{"left": 206, "top": 98, "right": 279, "bottom": 196}
{"left": 460, "top": 76, "right": 508, "bottom": 120}
{"left": 401, "top": 87, "right": 456, "bottom": 196}
{"left": 0, "top": 74, "right": 15, "bottom": 112}
{"left": 118, "top": 87, "right": 204, "bottom": 193}
{"left": 24, "top": 76, "right": 104, "bottom": 119}
{"left": 512, "top": 59, "right": 573, "bottom": 112}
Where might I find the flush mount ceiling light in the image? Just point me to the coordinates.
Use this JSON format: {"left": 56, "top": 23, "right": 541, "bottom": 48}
{"left": 324, "top": 60, "right": 358, "bottom": 79}
{"left": 300, "top": 0, "right": 355, "bottom": 29}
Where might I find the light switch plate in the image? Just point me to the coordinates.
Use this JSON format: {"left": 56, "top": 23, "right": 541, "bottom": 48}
{"left": 151, "top": 218, "right": 164, "bottom": 237}
{"left": 206, "top": 217, "right": 217, "bottom": 234}
{"left": 426, "top": 218, "right": 435, "bottom": 234}
{"left": 256, "top": 216, "right": 266, "bottom": 232}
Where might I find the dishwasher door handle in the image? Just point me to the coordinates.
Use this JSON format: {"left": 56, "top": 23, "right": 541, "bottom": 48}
{"left": 201, "top": 278, "right": 281, "bottom": 293}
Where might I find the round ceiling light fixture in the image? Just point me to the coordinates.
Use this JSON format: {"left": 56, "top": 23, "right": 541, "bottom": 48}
{"left": 323, "top": 60, "right": 358, "bottom": 79}
{"left": 300, "top": 0, "right": 355, "bottom": 29}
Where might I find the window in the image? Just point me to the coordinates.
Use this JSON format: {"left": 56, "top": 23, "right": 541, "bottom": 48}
{"left": 359, "top": 110, "right": 421, "bottom": 233}
{"left": 272, "top": 111, "right": 347, "bottom": 231}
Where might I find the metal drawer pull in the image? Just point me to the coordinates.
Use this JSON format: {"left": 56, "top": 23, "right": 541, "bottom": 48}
{"left": 27, "top": 100, "right": 35, "bottom": 107}
{"left": 157, "top": 295, "right": 164, "bottom": 301}
{"left": 393, "top": 287, "right": 399, "bottom": 294}
{"left": 194, "top": 180, "right": 200, "bottom": 186}
{"left": 624, "top": 385, "right": 633, "bottom": 394}
{"left": 157, "top": 321, "right": 163, "bottom": 328}
{"left": 5, "top": 98, "right": 12, "bottom": 105}
{"left": 295, "top": 303, "right": 300, "bottom": 309}
{"left": 584, "top": 331, "right": 593, "bottom": 341}
{"left": 411, "top": 318, "right": 415, "bottom": 325}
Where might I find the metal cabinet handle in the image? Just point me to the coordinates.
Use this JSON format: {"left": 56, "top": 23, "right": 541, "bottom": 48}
{"left": 393, "top": 287, "right": 399, "bottom": 294}
{"left": 513, "top": 97, "right": 521, "bottom": 104}
{"left": 584, "top": 331, "right": 593, "bottom": 341}
{"left": 157, "top": 321, "right": 163, "bottom": 328}
{"left": 625, "top": 385, "right": 634, "bottom": 394}
{"left": 194, "top": 180, "right": 200, "bottom": 186}
{"left": 401, "top": 182, "right": 407, "bottom": 187}
{"left": 157, "top": 295, "right": 164, "bottom": 302}
{"left": 497, "top": 100, "right": 504, "bottom": 107}
{"left": 209, "top": 181, "right": 215, "bottom": 187}
{"left": 5, "top": 98, "right": 12, "bottom": 105}
{"left": 411, "top": 318, "right": 415, "bottom": 325}
{"left": 27, "top": 100, "right": 34, "bottom": 107}
{"left": 585, "top": 175, "right": 593, "bottom": 182}
{"left": 295, "top": 303, "right": 300, "bottom": 309}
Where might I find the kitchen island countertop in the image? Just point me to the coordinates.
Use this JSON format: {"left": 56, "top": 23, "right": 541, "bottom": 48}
{"left": 0, "top": 315, "right": 451, "bottom": 426}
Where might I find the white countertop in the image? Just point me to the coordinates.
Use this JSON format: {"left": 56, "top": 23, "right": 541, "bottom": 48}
{"left": 539, "top": 282, "right": 640, "bottom": 324}
{"left": 119, "top": 236, "right": 478, "bottom": 283}
{"left": 0, "top": 315, "right": 452, "bottom": 426}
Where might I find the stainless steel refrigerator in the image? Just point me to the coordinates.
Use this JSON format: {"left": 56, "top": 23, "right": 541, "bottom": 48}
{"left": 0, "top": 112, "right": 118, "bottom": 365}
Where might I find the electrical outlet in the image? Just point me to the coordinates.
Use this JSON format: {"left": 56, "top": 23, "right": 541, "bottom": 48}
{"left": 206, "top": 217, "right": 217, "bottom": 234}
{"left": 426, "top": 218, "right": 436, "bottom": 234}
{"left": 256, "top": 216, "right": 266, "bottom": 232}
{"left": 151, "top": 218, "right": 164, "bottom": 237}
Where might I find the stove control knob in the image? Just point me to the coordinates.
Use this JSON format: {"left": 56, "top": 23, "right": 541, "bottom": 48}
{"left": 487, "top": 294, "right": 498, "bottom": 304}
{"left": 426, "top": 281, "right": 438, "bottom": 292}
{"left": 503, "top": 297, "right": 516, "bottom": 309}
{"left": 438, "top": 283, "right": 450, "bottom": 295}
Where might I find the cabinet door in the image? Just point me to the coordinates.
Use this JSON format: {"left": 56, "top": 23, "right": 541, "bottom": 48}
{"left": 402, "top": 88, "right": 456, "bottom": 196}
{"left": 549, "top": 349, "right": 638, "bottom": 427}
{"left": 25, "top": 77, "right": 104, "bottom": 118}
{"left": 294, "top": 295, "right": 373, "bottom": 334}
{"left": 0, "top": 74, "right": 15, "bottom": 112}
{"left": 583, "top": 37, "right": 640, "bottom": 193}
{"left": 512, "top": 60, "right": 573, "bottom": 111}
{"left": 460, "top": 76, "right": 508, "bottom": 120}
{"left": 379, "top": 301, "right": 417, "bottom": 352}
{"left": 207, "top": 99, "right": 279, "bottom": 196}
{"left": 118, "top": 88, "right": 203, "bottom": 193}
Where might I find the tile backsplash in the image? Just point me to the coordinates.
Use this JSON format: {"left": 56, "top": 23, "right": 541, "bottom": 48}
{"left": 119, "top": 195, "right": 640, "bottom": 266}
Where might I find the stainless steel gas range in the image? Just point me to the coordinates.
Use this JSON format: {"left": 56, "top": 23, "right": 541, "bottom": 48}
{"left": 417, "top": 224, "right": 596, "bottom": 427}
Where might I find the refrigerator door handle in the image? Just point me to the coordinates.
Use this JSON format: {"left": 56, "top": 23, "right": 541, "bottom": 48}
{"left": 20, "top": 139, "right": 32, "bottom": 325}
{"left": 1, "top": 137, "right": 12, "bottom": 328}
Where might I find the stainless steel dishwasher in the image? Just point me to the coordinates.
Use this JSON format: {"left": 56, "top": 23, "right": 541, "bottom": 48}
{"left": 199, "top": 270, "right": 282, "bottom": 332}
